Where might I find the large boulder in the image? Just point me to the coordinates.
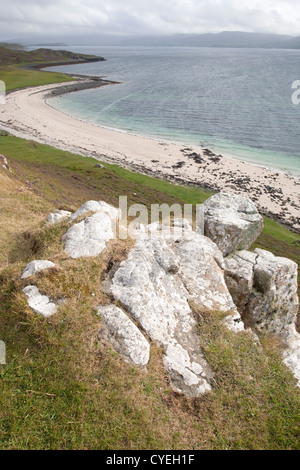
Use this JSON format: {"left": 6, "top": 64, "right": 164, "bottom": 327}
{"left": 201, "top": 192, "right": 263, "bottom": 256}
{"left": 225, "top": 248, "right": 299, "bottom": 336}
{"left": 224, "top": 248, "right": 300, "bottom": 385}
{"left": 97, "top": 305, "right": 150, "bottom": 366}
{"left": 108, "top": 229, "right": 240, "bottom": 396}
{"left": 21, "top": 260, "right": 55, "bottom": 279}
{"left": 23, "top": 285, "right": 57, "bottom": 317}
{"left": 63, "top": 208, "right": 118, "bottom": 259}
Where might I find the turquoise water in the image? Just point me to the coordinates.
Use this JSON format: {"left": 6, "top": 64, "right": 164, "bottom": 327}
{"left": 46, "top": 46, "right": 300, "bottom": 175}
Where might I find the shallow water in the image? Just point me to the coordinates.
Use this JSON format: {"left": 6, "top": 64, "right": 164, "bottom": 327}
{"left": 45, "top": 46, "right": 300, "bottom": 175}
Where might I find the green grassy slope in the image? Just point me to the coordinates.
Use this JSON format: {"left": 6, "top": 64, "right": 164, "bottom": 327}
{"left": 0, "top": 45, "right": 103, "bottom": 91}
{"left": 1, "top": 67, "right": 74, "bottom": 91}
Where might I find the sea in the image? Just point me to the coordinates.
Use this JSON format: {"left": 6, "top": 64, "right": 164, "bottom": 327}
{"left": 43, "top": 46, "right": 300, "bottom": 176}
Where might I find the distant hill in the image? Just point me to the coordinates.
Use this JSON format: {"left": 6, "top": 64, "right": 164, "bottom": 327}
{"left": 6, "top": 31, "right": 300, "bottom": 49}
{"left": 28, "top": 43, "right": 68, "bottom": 47}
{"left": 0, "top": 42, "right": 23, "bottom": 50}
{"left": 0, "top": 46, "right": 105, "bottom": 67}
{"left": 166, "top": 31, "right": 300, "bottom": 49}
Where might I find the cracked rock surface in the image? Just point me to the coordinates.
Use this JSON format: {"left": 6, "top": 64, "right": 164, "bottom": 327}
{"left": 63, "top": 209, "right": 118, "bottom": 259}
{"left": 97, "top": 304, "right": 150, "bottom": 366}
{"left": 108, "top": 228, "right": 240, "bottom": 396}
{"left": 225, "top": 248, "right": 300, "bottom": 385}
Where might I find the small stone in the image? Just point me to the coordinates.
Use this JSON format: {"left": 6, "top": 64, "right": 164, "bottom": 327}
{"left": 23, "top": 285, "right": 57, "bottom": 317}
{"left": 46, "top": 210, "right": 72, "bottom": 225}
{"left": 21, "top": 260, "right": 55, "bottom": 279}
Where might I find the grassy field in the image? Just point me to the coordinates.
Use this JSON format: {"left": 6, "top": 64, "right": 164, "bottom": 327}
{"left": 1, "top": 66, "right": 73, "bottom": 92}
{"left": 0, "top": 44, "right": 103, "bottom": 91}
{"left": 0, "top": 134, "right": 299, "bottom": 450}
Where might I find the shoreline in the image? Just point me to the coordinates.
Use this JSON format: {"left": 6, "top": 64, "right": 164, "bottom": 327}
{"left": 0, "top": 80, "right": 300, "bottom": 234}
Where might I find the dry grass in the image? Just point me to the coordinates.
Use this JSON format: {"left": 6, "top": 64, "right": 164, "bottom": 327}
{"left": 0, "top": 168, "right": 52, "bottom": 267}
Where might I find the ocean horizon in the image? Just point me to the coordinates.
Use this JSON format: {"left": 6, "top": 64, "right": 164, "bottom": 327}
{"left": 44, "top": 46, "right": 300, "bottom": 176}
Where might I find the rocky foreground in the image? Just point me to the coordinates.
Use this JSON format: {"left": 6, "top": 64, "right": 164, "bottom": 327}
{"left": 20, "top": 192, "right": 300, "bottom": 396}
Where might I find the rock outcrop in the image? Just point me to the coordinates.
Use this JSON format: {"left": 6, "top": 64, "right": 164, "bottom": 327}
{"left": 224, "top": 248, "right": 300, "bottom": 385}
{"left": 224, "top": 249, "right": 299, "bottom": 336}
{"left": 201, "top": 192, "right": 263, "bottom": 256}
{"left": 108, "top": 227, "right": 239, "bottom": 396}
{"left": 21, "top": 192, "right": 299, "bottom": 392}
{"left": 21, "top": 260, "right": 55, "bottom": 279}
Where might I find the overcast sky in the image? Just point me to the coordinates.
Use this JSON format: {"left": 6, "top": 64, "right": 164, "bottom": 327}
{"left": 0, "top": 0, "right": 299, "bottom": 40}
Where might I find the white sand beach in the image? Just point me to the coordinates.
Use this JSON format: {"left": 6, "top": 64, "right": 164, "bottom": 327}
{"left": 1, "top": 81, "right": 300, "bottom": 232}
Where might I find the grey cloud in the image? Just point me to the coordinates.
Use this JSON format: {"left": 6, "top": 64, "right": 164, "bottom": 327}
{"left": 0, "top": 0, "right": 299, "bottom": 39}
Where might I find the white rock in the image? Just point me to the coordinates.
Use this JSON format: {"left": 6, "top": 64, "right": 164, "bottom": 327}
{"left": 46, "top": 210, "right": 72, "bottom": 225}
{"left": 223, "top": 313, "right": 245, "bottom": 333}
{"left": 21, "top": 260, "right": 55, "bottom": 279}
{"left": 0, "top": 341, "right": 5, "bottom": 365}
{"left": 225, "top": 248, "right": 300, "bottom": 386}
{"left": 144, "top": 220, "right": 192, "bottom": 239}
{"left": 174, "top": 232, "right": 237, "bottom": 312}
{"left": 225, "top": 248, "right": 299, "bottom": 336}
{"left": 0, "top": 154, "right": 9, "bottom": 170}
{"left": 109, "top": 232, "right": 241, "bottom": 396}
{"left": 98, "top": 305, "right": 150, "bottom": 366}
{"left": 70, "top": 200, "right": 120, "bottom": 223}
{"left": 201, "top": 192, "right": 263, "bottom": 256}
{"left": 172, "top": 218, "right": 193, "bottom": 230}
{"left": 283, "top": 333, "right": 300, "bottom": 387}
{"left": 63, "top": 210, "right": 117, "bottom": 259}
{"left": 111, "top": 237, "right": 192, "bottom": 347}
{"left": 23, "top": 285, "right": 57, "bottom": 317}
{"left": 224, "top": 250, "right": 257, "bottom": 311}
{"left": 244, "top": 249, "right": 299, "bottom": 337}
{"left": 163, "top": 343, "right": 212, "bottom": 395}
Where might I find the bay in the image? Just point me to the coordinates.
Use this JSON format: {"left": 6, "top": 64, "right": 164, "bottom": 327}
{"left": 46, "top": 46, "right": 300, "bottom": 175}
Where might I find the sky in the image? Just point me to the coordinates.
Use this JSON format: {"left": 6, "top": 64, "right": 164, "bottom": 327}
{"left": 0, "top": 0, "right": 299, "bottom": 40}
